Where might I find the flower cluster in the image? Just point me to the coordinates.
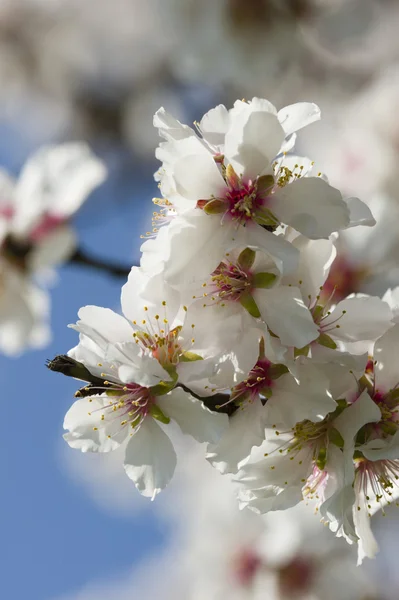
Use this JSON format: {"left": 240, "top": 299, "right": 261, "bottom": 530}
{"left": 59, "top": 98, "right": 399, "bottom": 564}
{"left": 0, "top": 143, "right": 106, "bottom": 354}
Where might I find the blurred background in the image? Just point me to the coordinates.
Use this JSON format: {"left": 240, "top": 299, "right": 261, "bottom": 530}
{"left": 2, "top": 1, "right": 399, "bottom": 598}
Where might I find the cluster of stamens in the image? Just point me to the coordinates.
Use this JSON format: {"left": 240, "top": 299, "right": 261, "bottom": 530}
{"left": 131, "top": 302, "right": 195, "bottom": 368}
{"left": 208, "top": 259, "right": 252, "bottom": 303}
{"left": 141, "top": 198, "right": 176, "bottom": 239}
{"left": 87, "top": 378, "right": 154, "bottom": 438}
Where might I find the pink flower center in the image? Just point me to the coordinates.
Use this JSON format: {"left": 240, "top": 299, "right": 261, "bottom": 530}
{"left": 231, "top": 358, "right": 274, "bottom": 404}
{"left": 210, "top": 260, "right": 252, "bottom": 302}
{"left": 279, "top": 556, "right": 314, "bottom": 597}
{"left": 30, "top": 214, "right": 65, "bottom": 242}
{"left": 224, "top": 182, "right": 264, "bottom": 224}
{"left": 233, "top": 549, "right": 262, "bottom": 587}
{"left": 321, "top": 255, "right": 368, "bottom": 303}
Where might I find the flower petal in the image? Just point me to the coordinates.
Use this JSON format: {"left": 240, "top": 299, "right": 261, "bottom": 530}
{"left": 265, "top": 361, "right": 335, "bottom": 428}
{"left": 253, "top": 285, "right": 319, "bottom": 348}
{"left": 277, "top": 103, "right": 321, "bottom": 135}
{"left": 157, "top": 387, "right": 228, "bottom": 444}
{"left": 71, "top": 306, "right": 133, "bottom": 351}
{"left": 63, "top": 396, "right": 128, "bottom": 453}
{"left": 225, "top": 110, "right": 285, "bottom": 179}
{"left": 13, "top": 143, "right": 106, "bottom": 236}
{"left": 323, "top": 296, "right": 392, "bottom": 344}
{"left": 270, "top": 177, "right": 350, "bottom": 239}
{"left": 173, "top": 152, "right": 225, "bottom": 201}
{"left": 374, "top": 323, "right": 399, "bottom": 392}
{"left": 207, "top": 400, "right": 266, "bottom": 474}
{"left": 123, "top": 418, "right": 177, "bottom": 499}
{"left": 345, "top": 197, "right": 376, "bottom": 228}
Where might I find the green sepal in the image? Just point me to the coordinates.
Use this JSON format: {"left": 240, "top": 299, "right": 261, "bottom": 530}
{"left": 150, "top": 378, "right": 176, "bottom": 397}
{"left": 239, "top": 292, "right": 261, "bottom": 318}
{"left": 237, "top": 248, "right": 256, "bottom": 270}
{"left": 261, "top": 386, "right": 273, "bottom": 399}
{"left": 328, "top": 427, "right": 344, "bottom": 448}
{"left": 256, "top": 174, "right": 274, "bottom": 195}
{"left": 252, "top": 272, "right": 277, "bottom": 289}
{"left": 312, "top": 304, "right": 324, "bottom": 323}
{"left": 226, "top": 164, "right": 240, "bottom": 188}
{"left": 203, "top": 199, "right": 226, "bottom": 215}
{"left": 180, "top": 351, "right": 203, "bottom": 362}
{"left": 380, "top": 421, "right": 398, "bottom": 436}
{"left": 316, "top": 447, "right": 327, "bottom": 471}
{"left": 353, "top": 449, "right": 365, "bottom": 460}
{"left": 268, "top": 364, "right": 289, "bottom": 380}
{"left": 106, "top": 389, "right": 124, "bottom": 397}
{"left": 149, "top": 404, "right": 171, "bottom": 424}
{"left": 317, "top": 333, "right": 337, "bottom": 350}
{"left": 294, "top": 345, "right": 310, "bottom": 358}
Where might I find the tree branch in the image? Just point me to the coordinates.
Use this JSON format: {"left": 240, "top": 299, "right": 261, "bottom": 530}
{"left": 68, "top": 247, "right": 134, "bottom": 278}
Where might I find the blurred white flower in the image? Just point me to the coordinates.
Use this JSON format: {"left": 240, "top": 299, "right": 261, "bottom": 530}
{"left": 0, "top": 142, "right": 106, "bottom": 355}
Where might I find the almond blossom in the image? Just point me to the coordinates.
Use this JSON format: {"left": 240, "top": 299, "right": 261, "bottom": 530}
{"left": 63, "top": 304, "right": 228, "bottom": 498}
{"left": 0, "top": 143, "right": 106, "bottom": 354}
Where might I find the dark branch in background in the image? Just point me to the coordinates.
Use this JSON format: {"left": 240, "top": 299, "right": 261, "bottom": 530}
{"left": 47, "top": 355, "right": 235, "bottom": 415}
{"left": 177, "top": 383, "right": 236, "bottom": 416}
{"left": 69, "top": 247, "right": 134, "bottom": 279}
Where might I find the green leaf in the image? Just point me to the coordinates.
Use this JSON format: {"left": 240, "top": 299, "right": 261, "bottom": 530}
{"left": 149, "top": 404, "right": 171, "bottom": 424}
{"left": 252, "top": 272, "right": 277, "bottom": 289}
{"left": 239, "top": 292, "right": 261, "bottom": 318}
{"left": 237, "top": 247, "right": 256, "bottom": 270}
{"left": 317, "top": 333, "right": 337, "bottom": 350}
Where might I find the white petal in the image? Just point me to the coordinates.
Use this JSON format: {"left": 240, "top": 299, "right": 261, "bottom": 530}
{"left": 153, "top": 107, "right": 194, "bottom": 141}
{"left": 334, "top": 390, "right": 381, "bottom": 446}
{"left": 106, "top": 342, "right": 171, "bottom": 388}
{"left": 345, "top": 197, "right": 376, "bottom": 228}
{"left": 374, "top": 323, "right": 399, "bottom": 392}
{"left": 225, "top": 110, "right": 285, "bottom": 179}
{"left": 199, "top": 104, "right": 230, "bottom": 147}
{"left": 13, "top": 143, "right": 106, "bottom": 235}
{"left": 253, "top": 285, "right": 319, "bottom": 348}
{"left": 354, "top": 495, "right": 379, "bottom": 564}
{"left": 160, "top": 211, "right": 225, "bottom": 285}
{"left": 29, "top": 224, "right": 76, "bottom": 270}
{"left": 173, "top": 152, "right": 225, "bottom": 200}
{"left": 63, "top": 396, "right": 128, "bottom": 453}
{"left": 270, "top": 177, "right": 350, "bottom": 239}
{"left": 324, "top": 296, "right": 392, "bottom": 344}
{"left": 360, "top": 430, "right": 399, "bottom": 461}
{"left": 278, "top": 103, "right": 321, "bottom": 135}
{"left": 157, "top": 387, "right": 228, "bottom": 444}
{"left": 239, "top": 224, "right": 299, "bottom": 275}
{"left": 124, "top": 418, "right": 176, "bottom": 499}
{"left": 121, "top": 266, "right": 180, "bottom": 327}
{"left": 207, "top": 400, "right": 266, "bottom": 474}
{"left": 282, "top": 235, "right": 336, "bottom": 302}
{"left": 265, "top": 361, "right": 335, "bottom": 428}
{"left": 70, "top": 306, "right": 133, "bottom": 351}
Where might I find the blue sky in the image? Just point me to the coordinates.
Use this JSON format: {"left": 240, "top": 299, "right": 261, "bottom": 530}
{"left": 0, "top": 138, "right": 173, "bottom": 600}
